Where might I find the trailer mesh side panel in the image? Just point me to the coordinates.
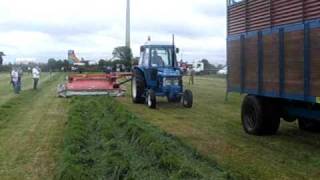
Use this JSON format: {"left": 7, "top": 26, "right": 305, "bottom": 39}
{"left": 247, "top": 0, "right": 270, "bottom": 31}
{"left": 304, "top": 0, "right": 320, "bottom": 20}
{"left": 271, "top": 0, "right": 303, "bottom": 26}
{"left": 228, "top": 0, "right": 320, "bottom": 35}
{"left": 228, "top": 3, "right": 246, "bottom": 35}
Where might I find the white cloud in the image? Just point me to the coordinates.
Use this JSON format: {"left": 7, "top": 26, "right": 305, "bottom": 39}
{"left": 0, "top": 0, "right": 226, "bottom": 64}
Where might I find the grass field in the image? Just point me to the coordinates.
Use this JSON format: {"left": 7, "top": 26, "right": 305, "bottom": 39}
{"left": 1, "top": 73, "right": 320, "bottom": 179}
{"left": 118, "top": 75, "right": 320, "bottom": 179}
{"left": 0, "top": 73, "right": 68, "bottom": 179}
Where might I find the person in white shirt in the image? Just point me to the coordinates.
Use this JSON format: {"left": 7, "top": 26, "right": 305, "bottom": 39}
{"left": 32, "top": 66, "right": 40, "bottom": 90}
{"left": 11, "top": 67, "right": 19, "bottom": 94}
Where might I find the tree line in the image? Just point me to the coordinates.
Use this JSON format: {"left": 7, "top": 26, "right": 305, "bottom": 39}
{"left": 0, "top": 46, "right": 225, "bottom": 74}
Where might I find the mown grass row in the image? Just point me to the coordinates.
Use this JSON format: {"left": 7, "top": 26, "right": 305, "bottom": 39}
{"left": 56, "top": 97, "right": 232, "bottom": 180}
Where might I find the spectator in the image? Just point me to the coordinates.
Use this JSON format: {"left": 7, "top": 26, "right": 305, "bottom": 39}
{"left": 32, "top": 66, "right": 40, "bottom": 90}
{"left": 11, "top": 67, "right": 19, "bottom": 94}
{"left": 17, "top": 67, "right": 23, "bottom": 92}
{"left": 188, "top": 67, "right": 195, "bottom": 85}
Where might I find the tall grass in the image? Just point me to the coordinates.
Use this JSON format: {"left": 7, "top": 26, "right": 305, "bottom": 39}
{"left": 56, "top": 97, "right": 232, "bottom": 180}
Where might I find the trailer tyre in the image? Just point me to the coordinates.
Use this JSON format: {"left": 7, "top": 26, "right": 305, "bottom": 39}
{"left": 146, "top": 89, "right": 156, "bottom": 109}
{"left": 132, "top": 69, "right": 145, "bottom": 103}
{"left": 242, "top": 95, "right": 280, "bottom": 135}
{"left": 182, "top": 89, "right": 193, "bottom": 108}
{"left": 298, "top": 118, "right": 320, "bottom": 132}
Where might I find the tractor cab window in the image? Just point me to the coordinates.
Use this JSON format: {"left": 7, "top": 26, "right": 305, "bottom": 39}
{"left": 140, "top": 47, "right": 150, "bottom": 67}
{"left": 150, "top": 47, "right": 173, "bottom": 67}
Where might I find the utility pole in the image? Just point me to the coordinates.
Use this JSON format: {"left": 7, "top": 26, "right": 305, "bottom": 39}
{"left": 125, "top": 0, "right": 130, "bottom": 48}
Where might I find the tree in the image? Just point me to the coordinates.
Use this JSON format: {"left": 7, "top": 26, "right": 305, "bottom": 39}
{"left": 201, "top": 59, "right": 213, "bottom": 70}
{"left": 112, "top": 46, "right": 133, "bottom": 68}
{"left": 200, "top": 59, "right": 223, "bottom": 74}
{"left": 63, "top": 60, "right": 70, "bottom": 71}
{"left": 98, "top": 59, "right": 106, "bottom": 68}
{"left": 0, "top": 52, "right": 5, "bottom": 65}
{"left": 48, "top": 58, "right": 57, "bottom": 71}
{"left": 132, "top": 57, "right": 139, "bottom": 66}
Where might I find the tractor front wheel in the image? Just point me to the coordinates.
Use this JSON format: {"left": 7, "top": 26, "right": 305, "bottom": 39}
{"left": 146, "top": 89, "right": 156, "bottom": 109}
{"left": 182, "top": 89, "right": 193, "bottom": 108}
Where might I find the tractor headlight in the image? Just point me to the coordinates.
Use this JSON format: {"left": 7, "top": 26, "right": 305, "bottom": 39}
{"left": 173, "top": 79, "right": 179, "bottom": 86}
{"left": 163, "top": 77, "right": 180, "bottom": 86}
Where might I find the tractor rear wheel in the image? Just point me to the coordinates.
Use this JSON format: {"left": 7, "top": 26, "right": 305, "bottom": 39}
{"left": 132, "top": 69, "right": 145, "bottom": 103}
{"left": 146, "top": 89, "right": 156, "bottom": 109}
{"left": 182, "top": 89, "right": 193, "bottom": 108}
{"left": 241, "top": 95, "right": 280, "bottom": 135}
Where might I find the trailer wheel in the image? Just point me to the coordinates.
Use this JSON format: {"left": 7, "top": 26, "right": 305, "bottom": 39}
{"left": 182, "top": 89, "right": 193, "bottom": 108}
{"left": 132, "top": 69, "right": 145, "bottom": 103}
{"left": 241, "top": 95, "right": 280, "bottom": 135}
{"left": 298, "top": 118, "right": 320, "bottom": 132}
{"left": 146, "top": 89, "right": 156, "bottom": 109}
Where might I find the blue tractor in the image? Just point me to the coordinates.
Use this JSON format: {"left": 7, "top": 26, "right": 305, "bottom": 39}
{"left": 131, "top": 41, "right": 193, "bottom": 109}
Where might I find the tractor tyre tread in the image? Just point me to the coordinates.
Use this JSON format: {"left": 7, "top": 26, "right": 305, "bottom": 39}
{"left": 182, "top": 89, "right": 193, "bottom": 108}
{"left": 147, "top": 89, "right": 156, "bottom": 109}
{"left": 241, "top": 95, "right": 280, "bottom": 136}
{"left": 132, "top": 69, "right": 145, "bottom": 104}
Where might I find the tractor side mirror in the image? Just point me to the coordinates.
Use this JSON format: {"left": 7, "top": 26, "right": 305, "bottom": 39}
{"left": 176, "top": 48, "right": 180, "bottom": 54}
{"left": 140, "top": 46, "right": 145, "bottom": 52}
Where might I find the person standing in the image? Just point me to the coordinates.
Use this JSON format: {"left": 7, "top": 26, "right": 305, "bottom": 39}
{"left": 17, "top": 67, "right": 23, "bottom": 92}
{"left": 188, "top": 67, "right": 195, "bottom": 85}
{"left": 11, "top": 67, "right": 19, "bottom": 94}
{"left": 32, "top": 66, "right": 40, "bottom": 90}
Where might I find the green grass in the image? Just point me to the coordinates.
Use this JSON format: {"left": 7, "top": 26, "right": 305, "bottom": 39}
{"left": 1, "top": 72, "right": 319, "bottom": 179}
{"left": 118, "top": 75, "right": 320, "bottom": 179}
{"left": 0, "top": 73, "right": 68, "bottom": 179}
{"left": 56, "top": 96, "right": 231, "bottom": 180}
{"left": 0, "top": 73, "right": 52, "bottom": 107}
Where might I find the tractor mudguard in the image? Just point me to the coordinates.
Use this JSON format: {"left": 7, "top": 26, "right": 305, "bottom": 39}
{"left": 133, "top": 67, "right": 147, "bottom": 86}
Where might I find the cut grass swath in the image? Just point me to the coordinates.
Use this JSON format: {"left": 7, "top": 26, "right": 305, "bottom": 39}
{"left": 56, "top": 96, "right": 232, "bottom": 180}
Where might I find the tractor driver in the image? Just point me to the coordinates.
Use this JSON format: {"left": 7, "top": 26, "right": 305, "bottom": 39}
{"left": 151, "top": 50, "right": 164, "bottom": 67}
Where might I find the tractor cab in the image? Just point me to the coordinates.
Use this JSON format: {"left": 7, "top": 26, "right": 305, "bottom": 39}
{"left": 132, "top": 40, "right": 193, "bottom": 109}
{"left": 139, "top": 42, "right": 181, "bottom": 90}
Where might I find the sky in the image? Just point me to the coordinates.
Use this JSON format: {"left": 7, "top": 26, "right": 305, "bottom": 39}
{"left": 0, "top": 0, "right": 226, "bottom": 64}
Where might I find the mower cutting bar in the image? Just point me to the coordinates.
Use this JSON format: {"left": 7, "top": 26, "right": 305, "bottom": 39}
{"left": 58, "top": 73, "right": 132, "bottom": 97}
